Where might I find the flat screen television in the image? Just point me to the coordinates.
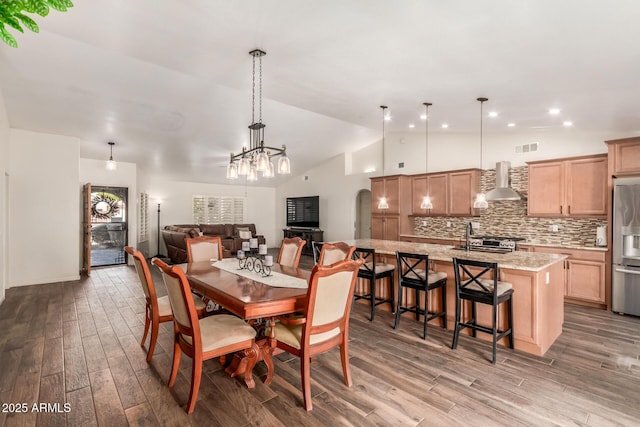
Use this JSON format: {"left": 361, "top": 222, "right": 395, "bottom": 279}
{"left": 286, "top": 196, "right": 320, "bottom": 228}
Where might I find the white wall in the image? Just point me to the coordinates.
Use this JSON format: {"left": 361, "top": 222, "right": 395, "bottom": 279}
{"left": 276, "top": 154, "right": 371, "bottom": 242}
{"left": 9, "top": 129, "right": 80, "bottom": 287}
{"left": 144, "top": 177, "right": 277, "bottom": 252}
{"left": 350, "top": 129, "right": 626, "bottom": 176}
{"left": 0, "top": 90, "right": 9, "bottom": 304}
{"left": 79, "top": 158, "right": 138, "bottom": 264}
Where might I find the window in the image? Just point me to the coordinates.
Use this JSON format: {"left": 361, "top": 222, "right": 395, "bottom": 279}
{"left": 193, "top": 196, "right": 244, "bottom": 224}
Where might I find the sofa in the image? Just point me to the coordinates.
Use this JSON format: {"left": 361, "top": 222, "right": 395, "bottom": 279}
{"left": 161, "top": 223, "right": 265, "bottom": 263}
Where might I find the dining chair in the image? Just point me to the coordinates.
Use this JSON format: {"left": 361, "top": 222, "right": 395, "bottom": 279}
{"left": 352, "top": 247, "right": 395, "bottom": 321}
{"left": 277, "top": 236, "right": 307, "bottom": 268}
{"left": 185, "top": 236, "right": 224, "bottom": 263}
{"left": 124, "top": 246, "right": 206, "bottom": 363}
{"left": 451, "top": 257, "right": 515, "bottom": 364}
{"left": 273, "top": 258, "right": 363, "bottom": 410}
{"left": 317, "top": 242, "right": 356, "bottom": 266}
{"left": 152, "top": 258, "right": 258, "bottom": 414}
{"left": 311, "top": 241, "right": 324, "bottom": 265}
{"left": 394, "top": 251, "right": 447, "bottom": 339}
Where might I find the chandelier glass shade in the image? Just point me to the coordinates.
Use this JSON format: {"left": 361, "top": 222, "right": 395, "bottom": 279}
{"left": 473, "top": 97, "right": 489, "bottom": 209}
{"left": 106, "top": 141, "right": 117, "bottom": 171}
{"left": 226, "top": 49, "right": 290, "bottom": 181}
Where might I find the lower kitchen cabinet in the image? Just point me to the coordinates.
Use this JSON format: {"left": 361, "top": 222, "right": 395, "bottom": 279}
{"left": 534, "top": 246, "right": 606, "bottom": 307}
{"left": 371, "top": 215, "right": 400, "bottom": 241}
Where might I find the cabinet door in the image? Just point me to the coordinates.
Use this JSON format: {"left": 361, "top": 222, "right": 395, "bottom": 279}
{"left": 371, "top": 179, "right": 385, "bottom": 215}
{"left": 611, "top": 138, "right": 640, "bottom": 175}
{"left": 566, "top": 259, "right": 605, "bottom": 303}
{"left": 384, "top": 216, "right": 400, "bottom": 241}
{"left": 371, "top": 216, "right": 384, "bottom": 239}
{"left": 566, "top": 157, "right": 607, "bottom": 216}
{"left": 371, "top": 177, "right": 399, "bottom": 214}
{"left": 411, "top": 175, "right": 428, "bottom": 215}
{"left": 448, "top": 171, "right": 477, "bottom": 216}
{"left": 528, "top": 162, "right": 565, "bottom": 216}
{"left": 428, "top": 173, "right": 448, "bottom": 215}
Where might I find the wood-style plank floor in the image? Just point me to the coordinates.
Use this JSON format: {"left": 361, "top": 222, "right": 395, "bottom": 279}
{"left": 1, "top": 259, "right": 640, "bottom": 426}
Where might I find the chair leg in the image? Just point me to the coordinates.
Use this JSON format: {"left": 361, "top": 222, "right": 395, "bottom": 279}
{"left": 369, "top": 278, "right": 375, "bottom": 321}
{"left": 471, "top": 302, "right": 477, "bottom": 338}
{"left": 389, "top": 274, "right": 395, "bottom": 314}
{"left": 441, "top": 284, "right": 447, "bottom": 330}
{"left": 301, "top": 355, "right": 313, "bottom": 411}
{"left": 340, "top": 337, "right": 352, "bottom": 387}
{"left": 168, "top": 336, "right": 181, "bottom": 388}
{"left": 186, "top": 352, "right": 203, "bottom": 414}
{"left": 491, "top": 304, "right": 498, "bottom": 365}
{"left": 451, "top": 297, "right": 461, "bottom": 350}
{"left": 141, "top": 305, "right": 151, "bottom": 348}
{"left": 415, "top": 289, "right": 421, "bottom": 322}
{"left": 393, "top": 284, "right": 403, "bottom": 330}
{"left": 423, "top": 289, "right": 428, "bottom": 340}
{"left": 146, "top": 320, "right": 159, "bottom": 363}
{"left": 508, "top": 297, "right": 515, "bottom": 349}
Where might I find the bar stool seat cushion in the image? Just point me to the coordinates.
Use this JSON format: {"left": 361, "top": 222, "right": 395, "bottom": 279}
{"left": 362, "top": 262, "right": 395, "bottom": 274}
{"left": 469, "top": 279, "right": 513, "bottom": 295}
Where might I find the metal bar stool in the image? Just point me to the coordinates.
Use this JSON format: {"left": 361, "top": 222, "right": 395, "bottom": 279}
{"left": 352, "top": 247, "right": 395, "bottom": 321}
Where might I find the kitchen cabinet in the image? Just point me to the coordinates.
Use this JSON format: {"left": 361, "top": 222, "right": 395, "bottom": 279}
{"left": 606, "top": 136, "right": 640, "bottom": 176}
{"left": 533, "top": 246, "right": 606, "bottom": 307}
{"left": 410, "top": 169, "right": 480, "bottom": 217}
{"left": 371, "top": 175, "right": 411, "bottom": 240}
{"left": 528, "top": 155, "right": 607, "bottom": 217}
{"left": 371, "top": 215, "right": 400, "bottom": 241}
{"left": 411, "top": 173, "right": 448, "bottom": 215}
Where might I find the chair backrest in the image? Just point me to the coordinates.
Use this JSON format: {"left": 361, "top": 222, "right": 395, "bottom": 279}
{"left": 303, "top": 259, "right": 363, "bottom": 346}
{"left": 124, "top": 246, "right": 157, "bottom": 303}
{"left": 152, "top": 258, "right": 201, "bottom": 347}
{"left": 452, "top": 257, "right": 500, "bottom": 302}
{"left": 311, "top": 241, "right": 324, "bottom": 265}
{"left": 318, "top": 242, "right": 356, "bottom": 266}
{"left": 186, "top": 236, "right": 224, "bottom": 263}
{"left": 277, "top": 237, "right": 307, "bottom": 268}
{"left": 352, "top": 247, "right": 375, "bottom": 277}
{"left": 396, "top": 251, "right": 429, "bottom": 285}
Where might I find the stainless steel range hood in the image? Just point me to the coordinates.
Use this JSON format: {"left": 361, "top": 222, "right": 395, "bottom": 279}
{"left": 485, "top": 161, "right": 522, "bottom": 201}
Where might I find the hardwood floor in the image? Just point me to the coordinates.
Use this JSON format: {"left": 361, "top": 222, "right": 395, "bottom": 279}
{"left": 1, "top": 259, "right": 640, "bottom": 426}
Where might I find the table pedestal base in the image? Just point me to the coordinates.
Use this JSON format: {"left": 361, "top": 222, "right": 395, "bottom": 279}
{"left": 224, "top": 338, "right": 275, "bottom": 387}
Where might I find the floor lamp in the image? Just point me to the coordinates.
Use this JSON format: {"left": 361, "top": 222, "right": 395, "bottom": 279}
{"left": 154, "top": 202, "right": 163, "bottom": 258}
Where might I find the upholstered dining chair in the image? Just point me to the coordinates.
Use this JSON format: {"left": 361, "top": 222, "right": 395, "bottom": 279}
{"left": 152, "top": 258, "right": 258, "bottom": 414}
{"left": 277, "top": 237, "right": 307, "bottom": 268}
{"left": 185, "top": 236, "right": 224, "bottom": 263}
{"left": 311, "top": 241, "right": 324, "bottom": 265}
{"left": 124, "top": 246, "right": 206, "bottom": 363}
{"left": 273, "top": 258, "right": 363, "bottom": 411}
{"left": 451, "top": 257, "right": 515, "bottom": 364}
{"left": 317, "top": 242, "right": 356, "bottom": 266}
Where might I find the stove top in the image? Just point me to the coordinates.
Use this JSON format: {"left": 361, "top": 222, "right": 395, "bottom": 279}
{"left": 475, "top": 236, "right": 526, "bottom": 242}
{"left": 468, "top": 236, "right": 525, "bottom": 252}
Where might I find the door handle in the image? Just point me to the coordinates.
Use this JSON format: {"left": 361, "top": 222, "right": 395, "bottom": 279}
{"left": 615, "top": 267, "right": 640, "bottom": 275}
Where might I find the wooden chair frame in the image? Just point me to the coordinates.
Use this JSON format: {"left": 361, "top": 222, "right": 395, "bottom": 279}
{"left": 185, "top": 235, "right": 224, "bottom": 262}
{"left": 317, "top": 242, "right": 356, "bottom": 266}
{"left": 277, "top": 236, "right": 307, "bottom": 268}
{"left": 275, "top": 259, "right": 363, "bottom": 410}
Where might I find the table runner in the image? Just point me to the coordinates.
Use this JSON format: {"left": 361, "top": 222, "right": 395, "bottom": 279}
{"left": 212, "top": 258, "right": 308, "bottom": 289}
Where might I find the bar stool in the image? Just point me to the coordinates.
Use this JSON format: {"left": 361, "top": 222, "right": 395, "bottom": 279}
{"left": 451, "top": 257, "right": 514, "bottom": 364}
{"left": 394, "top": 251, "right": 447, "bottom": 339}
{"left": 352, "top": 247, "right": 395, "bottom": 321}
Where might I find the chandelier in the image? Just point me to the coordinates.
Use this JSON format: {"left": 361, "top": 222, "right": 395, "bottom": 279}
{"left": 226, "top": 49, "right": 290, "bottom": 181}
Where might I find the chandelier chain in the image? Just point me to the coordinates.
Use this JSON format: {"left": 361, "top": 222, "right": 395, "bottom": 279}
{"left": 251, "top": 53, "right": 256, "bottom": 126}
{"left": 259, "top": 53, "right": 263, "bottom": 124}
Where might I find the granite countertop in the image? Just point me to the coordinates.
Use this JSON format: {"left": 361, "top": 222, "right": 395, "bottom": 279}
{"left": 343, "top": 239, "right": 567, "bottom": 272}
{"left": 400, "top": 234, "right": 608, "bottom": 252}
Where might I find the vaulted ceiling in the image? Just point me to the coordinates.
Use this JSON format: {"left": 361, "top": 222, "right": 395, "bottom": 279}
{"left": 1, "top": 1, "right": 638, "bottom": 185}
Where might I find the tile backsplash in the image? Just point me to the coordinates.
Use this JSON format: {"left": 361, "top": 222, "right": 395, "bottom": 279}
{"left": 413, "top": 166, "right": 607, "bottom": 247}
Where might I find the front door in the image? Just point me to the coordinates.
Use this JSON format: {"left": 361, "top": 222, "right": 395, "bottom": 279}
{"left": 90, "top": 186, "right": 128, "bottom": 267}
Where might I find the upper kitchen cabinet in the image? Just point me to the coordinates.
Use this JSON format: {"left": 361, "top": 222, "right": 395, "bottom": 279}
{"left": 411, "top": 173, "right": 448, "bottom": 216}
{"left": 448, "top": 169, "right": 481, "bottom": 216}
{"left": 371, "top": 175, "right": 409, "bottom": 215}
{"left": 606, "top": 136, "right": 640, "bottom": 176}
{"left": 528, "top": 154, "right": 607, "bottom": 217}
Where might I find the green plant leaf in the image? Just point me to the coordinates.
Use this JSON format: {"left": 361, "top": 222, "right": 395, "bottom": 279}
{"left": 45, "top": 0, "right": 66, "bottom": 12}
{"left": 2, "top": 15, "right": 24, "bottom": 33}
{"left": 16, "top": 13, "right": 38, "bottom": 33}
{"left": 0, "top": 25, "right": 18, "bottom": 48}
{"left": 32, "top": 0, "right": 49, "bottom": 16}
{"left": 22, "top": 0, "right": 40, "bottom": 14}
{"left": 60, "top": 0, "right": 74, "bottom": 8}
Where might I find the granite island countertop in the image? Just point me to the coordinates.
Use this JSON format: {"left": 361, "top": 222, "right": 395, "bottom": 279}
{"left": 342, "top": 238, "right": 567, "bottom": 272}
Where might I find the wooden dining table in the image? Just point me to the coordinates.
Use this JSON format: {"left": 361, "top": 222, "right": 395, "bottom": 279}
{"left": 184, "top": 260, "right": 311, "bottom": 387}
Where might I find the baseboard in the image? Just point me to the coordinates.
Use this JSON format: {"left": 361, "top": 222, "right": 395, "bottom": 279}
{"left": 8, "top": 274, "right": 81, "bottom": 288}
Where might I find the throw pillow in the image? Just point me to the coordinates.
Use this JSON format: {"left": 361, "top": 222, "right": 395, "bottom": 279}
{"left": 238, "top": 230, "right": 252, "bottom": 239}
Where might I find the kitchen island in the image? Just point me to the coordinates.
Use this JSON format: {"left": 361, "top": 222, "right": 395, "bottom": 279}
{"left": 343, "top": 239, "right": 567, "bottom": 356}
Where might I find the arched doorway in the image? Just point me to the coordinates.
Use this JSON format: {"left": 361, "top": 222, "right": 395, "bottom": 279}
{"left": 355, "top": 189, "right": 371, "bottom": 239}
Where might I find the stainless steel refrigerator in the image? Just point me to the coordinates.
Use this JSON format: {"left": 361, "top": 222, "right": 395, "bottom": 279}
{"left": 612, "top": 177, "right": 640, "bottom": 316}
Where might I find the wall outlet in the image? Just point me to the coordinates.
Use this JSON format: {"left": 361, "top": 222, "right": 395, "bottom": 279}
{"left": 446, "top": 221, "right": 451, "bottom": 228}
{"left": 471, "top": 222, "right": 480, "bottom": 230}
{"left": 545, "top": 271, "right": 550, "bottom": 285}
{"left": 550, "top": 224, "right": 559, "bottom": 232}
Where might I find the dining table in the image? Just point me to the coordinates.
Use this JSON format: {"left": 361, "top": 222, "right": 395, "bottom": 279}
{"left": 183, "top": 259, "right": 311, "bottom": 387}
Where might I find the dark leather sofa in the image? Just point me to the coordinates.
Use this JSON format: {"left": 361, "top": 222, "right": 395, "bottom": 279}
{"left": 161, "top": 223, "right": 265, "bottom": 263}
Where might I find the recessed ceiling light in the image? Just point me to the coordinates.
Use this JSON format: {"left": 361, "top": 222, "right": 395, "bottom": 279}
{"left": 420, "top": 114, "right": 427, "bottom": 120}
{"left": 489, "top": 111, "right": 498, "bottom": 118}
{"left": 548, "top": 108, "right": 561, "bottom": 115}
{"left": 409, "top": 124, "right": 415, "bottom": 128}
{"left": 441, "top": 124, "right": 449, "bottom": 128}
{"left": 507, "top": 123, "right": 516, "bottom": 127}
{"left": 563, "top": 121, "right": 573, "bottom": 127}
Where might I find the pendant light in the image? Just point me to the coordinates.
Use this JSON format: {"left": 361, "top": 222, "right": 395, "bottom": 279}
{"left": 420, "top": 102, "right": 433, "bottom": 210}
{"left": 106, "top": 141, "right": 117, "bottom": 171}
{"left": 473, "top": 97, "right": 489, "bottom": 209}
{"left": 377, "top": 105, "right": 389, "bottom": 210}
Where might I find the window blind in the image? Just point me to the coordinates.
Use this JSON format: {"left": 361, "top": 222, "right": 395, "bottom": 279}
{"left": 193, "top": 196, "right": 244, "bottom": 224}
